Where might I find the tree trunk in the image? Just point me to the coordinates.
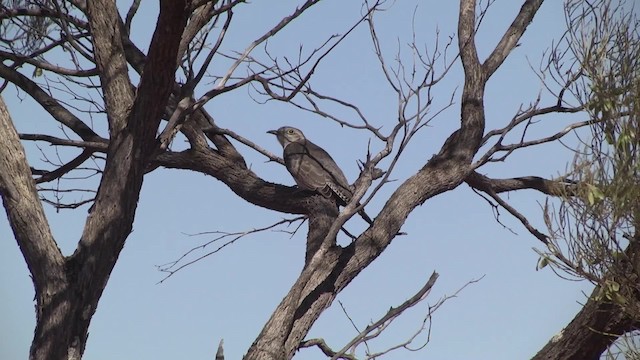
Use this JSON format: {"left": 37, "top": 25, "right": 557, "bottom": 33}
{"left": 30, "top": 281, "right": 94, "bottom": 360}
{"left": 532, "top": 285, "right": 637, "bottom": 360}
{"left": 0, "top": 1, "right": 189, "bottom": 359}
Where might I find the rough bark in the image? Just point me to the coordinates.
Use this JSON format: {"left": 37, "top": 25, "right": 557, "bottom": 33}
{"left": 533, "top": 239, "right": 640, "bottom": 359}
{"left": 532, "top": 286, "right": 636, "bottom": 360}
{"left": 0, "top": 1, "right": 189, "bottom": 359}
{"left": 238, "top": 0, "right": 544, "bottom": 358}
{"left": 0, "top": 97, "right": 69, "bottom": 359}
{"left": 465, "top": 171, "right": 576, "bottom": 196}
{"left": 6, "top": 1, "right": 630, "bottom": 359}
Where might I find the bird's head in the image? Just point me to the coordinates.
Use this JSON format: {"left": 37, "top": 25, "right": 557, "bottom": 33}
{"left": 267, "top": 126, "right": 306, "bottom": 147}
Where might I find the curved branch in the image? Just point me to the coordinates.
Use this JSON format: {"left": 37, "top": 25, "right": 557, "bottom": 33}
{"left": 0, "top": 62, "right": 102, "bottom": 141}
{"left": 0, "top": 5, "right": 88, "bottom": 27}
{"left": 153, "top": 148, "right": 309, "bottom": 215}
{"left": 482, "top": 184, "right": 549, "bottom": 244}
{"left": 35, "top": 149, "right": 94, "bottom": 184}
{"left": 458, "top": 0, "right": 482, "bottom": 75}
{"left": 124, "top": 0, "right": 140, "bottom": 34}
{"left": 299, "top": 338, "right": 356, "bottom": 360}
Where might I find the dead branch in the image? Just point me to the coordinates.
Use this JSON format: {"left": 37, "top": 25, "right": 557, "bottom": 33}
{"left": 331, "top": 272, "right": 440, "bottom": 359}
{"left": 157, "top": 216, "right": 307, "bottom": 283}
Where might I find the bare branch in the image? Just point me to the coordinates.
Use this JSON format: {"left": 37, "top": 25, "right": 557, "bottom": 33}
{"left": 20, "top": 134, "right": 108, "bottom": 151}
{"left": 365, "top": 275, "right": 484, "bottom": 358}
{"left": 35, "top": 149, "right": 93, "bottom": 184}
{"left": 299, "top": 338, "right": 357, "bottom": 360}
{"left": 87, "top": 0, "right": 135, "bottom": 133}
{"left": 198, "top": 0, "right": 322, "bottom": 104}
{"left": 124, "top": 0, "right": 141, "bottom": 34}
{"left": 476, "top": 108, "right": 589, "bottom": 167}
{"left": 465, "top": 171, "right": 577, "bottom": 196}
{"left": 331, "top": 272, "right": 440, "bottom": 359}
{"left": 157, "top": 216, "right": 306, "bottom": 283}
{"left": 0, "top": 62, "right": 102, "bottom": 141}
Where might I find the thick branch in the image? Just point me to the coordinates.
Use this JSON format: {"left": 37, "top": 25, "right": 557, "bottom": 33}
{"left": 0, "top": 97, "right": 66, "bottom": 358}
{"left": 532, "top": 286, "right": 637, "bottom": 360}
{"left": 154, "top": 148, "right": 309, "bottom": 215}
{"left": 86, "top": 0, "right": 135, "bottom": 133}
{"left": 458, "top": 0, "right": 481, "bottom": 74}
{"left": 79, "top": 0, "right": 189, "bottom": 254}
{"left": 0, "top": 96, "right": 64, "bottom": 291}
{"left": 482, "top": 0, "right": 544, "bottom": 77}
{"left": 455, "top": 0, "right": 487, "bottom": 158}
{"left": 465, "top": 171, "right": 576, "bottom": 196}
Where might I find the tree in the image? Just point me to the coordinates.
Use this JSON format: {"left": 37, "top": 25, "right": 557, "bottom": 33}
{"left": 0, "top": 0, "right": 634, "bottom": 359}
{"left": 533, "top": 0, "right": 640, "bottom": 358}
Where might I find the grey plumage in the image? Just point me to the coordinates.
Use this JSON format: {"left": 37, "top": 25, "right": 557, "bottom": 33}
{"left": 267, "top": 126, "right": 354, "bottom": 205}
{"left": 268, "top": 126, "right": 374, "bottom": 225}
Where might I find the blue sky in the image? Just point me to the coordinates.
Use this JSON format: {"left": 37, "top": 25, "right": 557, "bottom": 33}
{"left": 1, "top": 1, "right": 594, "bottom": 359}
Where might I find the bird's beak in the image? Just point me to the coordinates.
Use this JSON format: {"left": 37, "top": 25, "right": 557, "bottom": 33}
{"left": 267, "top": 130, "right": 278, "bottom": 135}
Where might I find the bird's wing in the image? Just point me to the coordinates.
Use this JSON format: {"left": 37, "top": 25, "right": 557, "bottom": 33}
{"left": 304, "top": 141, "right": 353, "bottom": 203}
{"left": 304, "top": 141, "right": 351, "bottom": 188}
{"left": 283, "top": 142, "right": 333, "bottom": 197}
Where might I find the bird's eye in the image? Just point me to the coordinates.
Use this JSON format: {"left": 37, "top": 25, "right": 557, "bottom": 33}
{"left": 286, "top": 129, "right": 294, "bottom": 134}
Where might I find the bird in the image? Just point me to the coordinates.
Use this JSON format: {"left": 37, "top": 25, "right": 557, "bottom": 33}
{"left": 268, "top": 126, "right": 373, "bottom": 224}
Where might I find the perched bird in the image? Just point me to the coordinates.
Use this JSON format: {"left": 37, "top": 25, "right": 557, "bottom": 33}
{"left": 268, "top": 126, "right": 373, "bottom": 224}
{"left": 267, "top": 126, "right": 352, "bottom": 203}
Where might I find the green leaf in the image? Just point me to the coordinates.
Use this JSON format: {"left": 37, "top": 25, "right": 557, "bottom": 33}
{"left": 607, "top": 280, "right": 620, "bottom": 292}
{"left": 605, "top": 132, "right": 615, "bottom": 145}
{"left": 593, "top": 287, "right": 604, "bottom": 302}
{"left": 611, "top": 251, "right": 624, "bottom": 260}
{"left": 603, "top": 99, "right": 615, "bottom": 113}
{"left": 32, "top": 67, "right": 43, "bottom": 77}
{"left": 593, "top": 187, "right": 605, "bottom": 200}
{"left": 612, "top": 292, "right": 627, "bottom": 306}
{"left": 536, "top": 256, "right": 549, "bottom": 271}
{"left": 586, "top": 184, "right": 605, "bottom": 205}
